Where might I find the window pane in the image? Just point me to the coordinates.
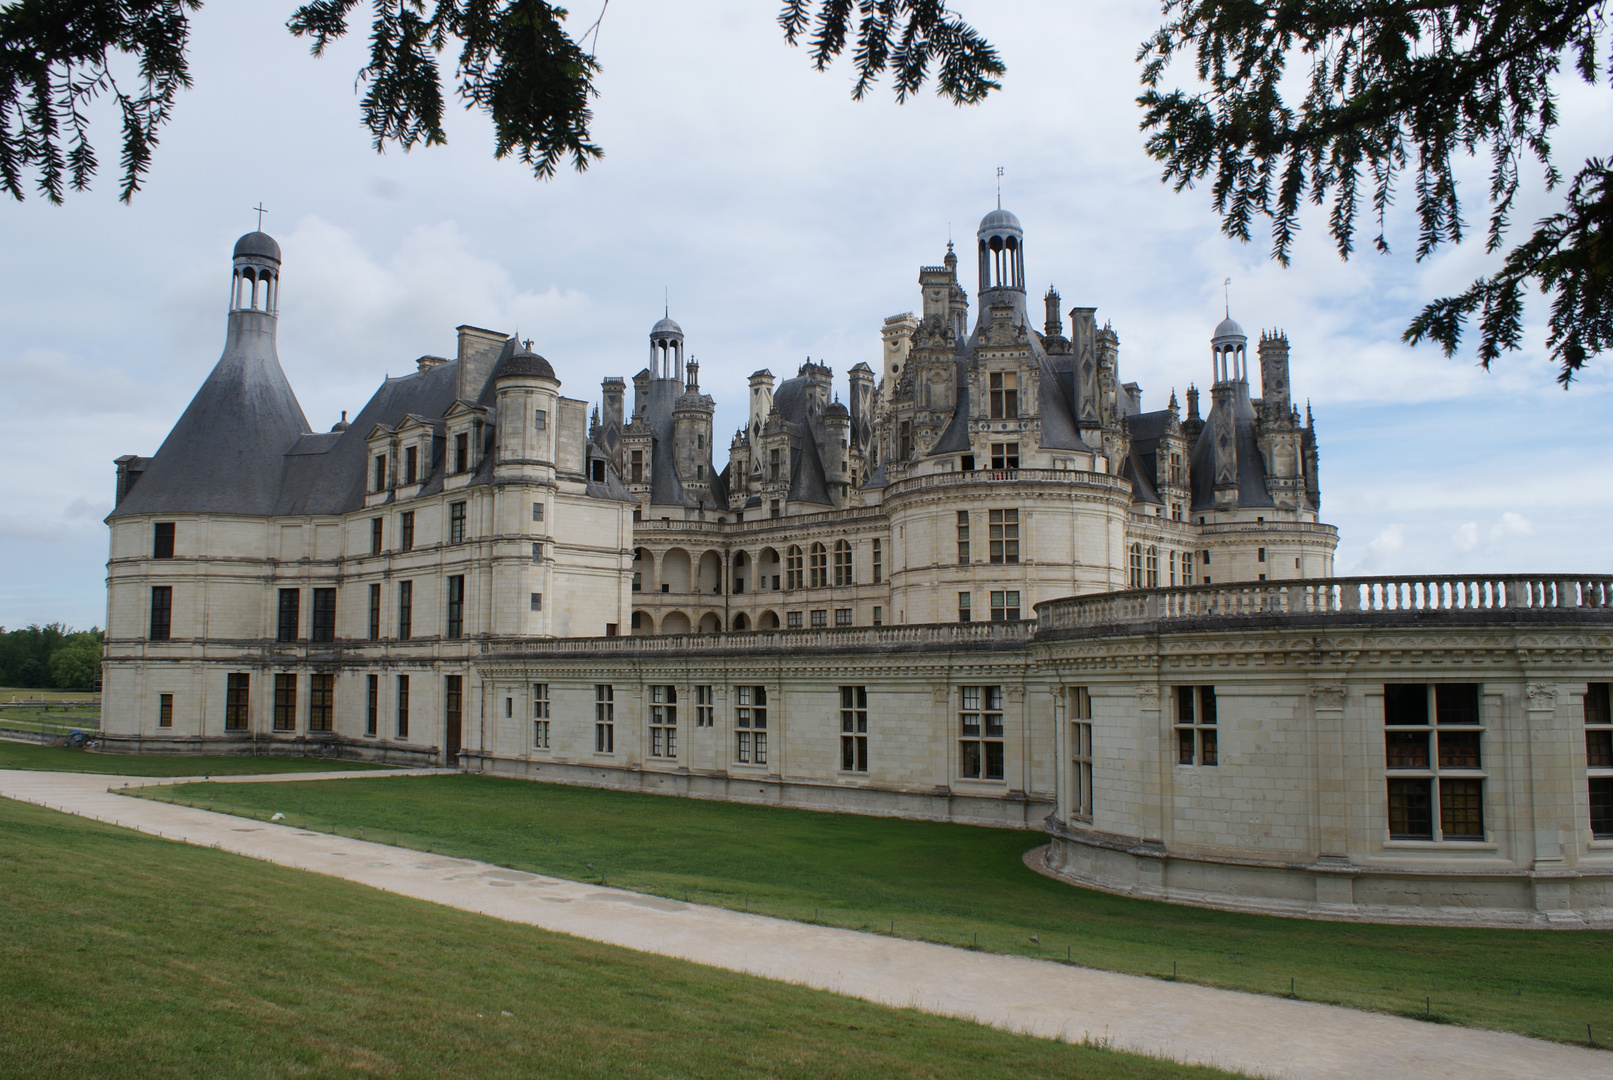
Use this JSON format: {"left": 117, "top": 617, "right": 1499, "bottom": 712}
{"left": 985, "top": 742, "right": 1004, "bottom": 780}
{"left": 1435, "top": 683, "right": 1480, "bottom": 725}
{"left": 1386, "top": 730, "right": 1429, "bottom": 769}
{"left": 1387, "top": 778, "right": 1433, "bottom": 839}
{"left": 1439, "top": 778, "right": 1484, "bottom": 839}
{"left": 1588, "top": 728, "right": 1613, "bottom": 768}
{"left": 1591, "top": 777, "right": 1613, "bottom": 839}
{"left": 1384, "top": 684, "right": 1428, "bottom": 726}
{"left": 1437, "top": 730, "right": 1482, "bottom": 769}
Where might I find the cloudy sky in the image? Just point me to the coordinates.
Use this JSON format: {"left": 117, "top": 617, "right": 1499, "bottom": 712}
{"left": 3, "top": 2, "right": 1610, "bottom": 631}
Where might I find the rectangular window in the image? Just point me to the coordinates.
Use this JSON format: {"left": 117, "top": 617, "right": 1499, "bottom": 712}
{"left": 396, "top": 674, "right": 410, "bottom": 738}
{"left": 594, "top": 684, "right": 615, "bottom": 753}
{"left": 311, "top": 588, "right": 336, "bottom": 642}
{"left": 449, "top": 502, "right": 467, "bottom": 545}
{"left": 534, "top": 408, "right": 547, "bottom": 430}
{"left": 990, "top": 442, "right": 1019, "bottom": 470}
{"left": 273, "top": 674, "right": 297, "bottom": 731}
{"left": 454, "top": 431, "right": 469, "bottom": 474}
{"left": 149, "top": 586, "right": 172, "bottom": 641}
{"left": 1384, "top": 683, "right": 1485, "bottom": 841}
{"left": 1069, "top": 686, "right": 1093, "bottom": 821}
{"left": 898, "top": 421, "right": 911, "bottom": 460}
{"left": 368, "top": 583, "right": 381, "bottom": 641}
{"left": 366, "top": 674, "right": 378, "bottom": 737}
{"left": 370, "top": 517, "right": 383, "bottom": 555}
{"left": 1146, "top": 546, "right": 1159, "bottom": 588}
{"left": 591, "top": 459, "right": 607, "bottom": 483}
{"left": 1257, "top": 547, "right": 1266, "bottom": 563}
{"left": 1587, "top": 683, "right": 1613, "bottom": 838}
{"left": 533, "top": 683, "right": 550, "bottom": 748}
{"left": 530, "top": 591, "right": 542, "bottom": 611}
{"left": 158, "top": 693, "right": 173, "bottom": 728}
{"left": 786, "top": 547, "right": 803, "bottom": 590}
{"left": 770, "top": 499, "right": 780, "bottom": 519}
{"left": 275, "top": 588, "right": 298, "bottom": 642}
{"left": 988, "top": 371, "right": 1018, "bottom": 419}
{"left": 840, "top": 686, "right": 868, "bottom": 773}
{"left": 958, "top": 686, "right": 1005, "bottom": 780}
{"left": 872, "top": 538, "right": 882, "bottom": 583}
{"left": 769, "top": 447, "right": 781, "bottom": 481}
{"left": 445, "top": 674, "right": 462, "bottom": 752}
{"left": 404, "top": 445, "right": 418, "bottom": 485}
{"left": 735, "top": 686, "right": 768, "bottom": 765}
{"left": 1174, "top": 685, "right": 1218, "bottom": 766}
{"left": 810, "top": 609, "right": 827, "bottom": 628}
{"left": 153, "top": 522, "right": 175, "bottom": 559}
{"left": 834, "top": 607, "right": 852, "bottom": 627}
{"left": 532, "top": 501, "right": 544, "bottom": 522}
{"left": 990, "top": 590, "right": 1020, "bottom": 621}
{"left": 650, "top": 684, "right": 678, "bottom": 759}
{"left": 787, "top": 610, "right": 802, "bottom": 629}
{"left": 989, "top": 509, "right": 1019, "bottom": 564}
{"left": 957, "top": 510, "right": 971, "bottom": 563}
{"left": 446, "top": 575, "right": 465, "bottom": 639}
{"left": 833, "top": 542, "right": 853, "bottom": 585}
{"left": 630, "top": 449, "right": 644, "bottom": 483}
{"left": 400, "top": 511, "right": 415, "bottom": 552}
{"left": 374, "top": 453, "right": 388, "bottom": 491}
{"left": 398, "top": 580, "right": 413, "bottom": 640}
{"left": 695, "top": 685, "right": 714, "bottom": 728}
{"left": 872, "top": 606, "right": 882, "bottom": 626}
{"left": 225, "top": 673, "right": 250, "bottom": 731}
{"left": 958, "top": 592, "right": 971, "bottom": 622}
{"left": 308, "top": 673, "right": 333, "bottom": 732}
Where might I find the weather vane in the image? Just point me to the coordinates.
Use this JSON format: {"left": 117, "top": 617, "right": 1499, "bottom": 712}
{"left": 254, "top": 202, "right": 267, "bottom": 230}
{"left": 996, "top": 166, "right": 1004, "bottom": 208}
{"left": 1223, "top": 276, "right": 1231, "bottom": 317}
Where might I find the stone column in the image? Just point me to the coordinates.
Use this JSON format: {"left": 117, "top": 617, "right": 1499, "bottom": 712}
{"left": 1523, "top": 681, "right": 1575, "bottom": 913}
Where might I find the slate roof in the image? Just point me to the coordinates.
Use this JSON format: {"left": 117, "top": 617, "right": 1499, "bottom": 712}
{"left": 110, "top": 313, "right": 310, "bottom": 518}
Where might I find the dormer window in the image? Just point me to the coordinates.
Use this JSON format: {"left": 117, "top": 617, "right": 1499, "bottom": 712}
{"left": 989, "top": 372, "right": 1018, "bottom": 419}
{"left": 454, "top": 432, "right": 469, "bottom": 473}
{"left": 374, "top": 454, "right": 387, "bottom": 491}
{"left": 591, "top": 459, "right": 606, "bottom": 483}
{"left": 404, "top": 445, "right": 418, "bottom": 485}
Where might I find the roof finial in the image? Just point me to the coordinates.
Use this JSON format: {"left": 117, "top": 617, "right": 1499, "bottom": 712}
{"left": 254, "top": 202, "right": 267, "bottom": 230}
{"left": 1223, "top": 276, "right": 1231, "bottom": 318}
{"left": 664, "top": 286, "right": 668, "bottom": 318}
{"left": 996, "top": 166, "right": 1004, "bottom": 209}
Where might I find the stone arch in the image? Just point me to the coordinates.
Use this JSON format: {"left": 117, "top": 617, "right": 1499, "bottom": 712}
{"left": 698, "top": 611, "right": 722, "bottom": 634}
{"left": 631, "top": 610, "right": 654, "bottom": 635}
{"left": 662, "top": 548, "right": 692, "bottom": 593}
{"left": 731, "top": 549, "right": 752, "bottom": 594}
{"left": 758, "top": 610, "right": 780, "bottom": 630}
{"left": 698, "top": 549, "right": 723, "bottom": 595}
{"left": 758, "top": 546, "right": 781, "bottom": 591}
{"left": 731, "top": 612, "right": 750, "bottom": 631}
{"left": 632, "top": 547, "right": 654, "bottom": 593}
{"left": 661, "top": 610, "right": 691, "bottom": 635}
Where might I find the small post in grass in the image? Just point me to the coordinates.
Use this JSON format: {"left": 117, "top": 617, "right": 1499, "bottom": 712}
{"left": 1588, "top": 1023, "right": 1596, "bottom": 1047}
{"left": 1289, "top": 977, "right": 1295, "bottom": 998}
{"left": 1426, "top": 996, "right": 1431, "bottom": 1017}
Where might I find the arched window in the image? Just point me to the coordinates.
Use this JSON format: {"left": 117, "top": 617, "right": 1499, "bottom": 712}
{"left": 1129, "top": 543, "right": 1143, "bottom": 589}
{"left": 1147, "top": 545, "right": 1159, "bottom": 588}
{"left": 809, "top": 542, "right": 828, "bottom": 589}
{"left": 785, "top": 545, "right": 803, "bottom": 590}
{"left": 833, "top": 540, "right": 853, "bottom": 586}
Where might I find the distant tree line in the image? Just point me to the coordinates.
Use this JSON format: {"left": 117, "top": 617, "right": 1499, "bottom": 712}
{"left": 0, "top": 626, "right": 103, "bottom": 691}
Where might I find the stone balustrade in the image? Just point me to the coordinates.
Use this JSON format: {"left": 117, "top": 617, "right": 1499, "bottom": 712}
{"left": 1035, "top": 574, "right": 1613, "bottom": 633}
{"left": 482, "top": 617, "right": 1034, "bottom": 657}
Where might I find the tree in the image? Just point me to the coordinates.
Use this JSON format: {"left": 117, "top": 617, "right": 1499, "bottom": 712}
{"left": 1137, "top": 1, "right": 1612, "bottom": 384}
{"left": 48, "top": 632, "right": 102, "bottom": 690}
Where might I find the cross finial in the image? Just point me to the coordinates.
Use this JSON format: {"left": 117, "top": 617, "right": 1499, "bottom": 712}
{"left": 1223, "top": 276, "right": 1231, "bottom": 318}
{"left": 996, "top": 166, "right": 1004, "bottom": 209}
{"left": 254, "top": 202, "right": 267, "bottom": 230}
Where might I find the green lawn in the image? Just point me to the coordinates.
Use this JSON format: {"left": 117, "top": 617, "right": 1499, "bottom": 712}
{"left": 138, "top": 773, "right": 1613, "bottom": 1047}
{"left": 0, "top": 741, "right": 391, "bottom": 775}
{"left": 0, "top": 687, "right": 98, "bottom": 702}
{"left": 0, "top": 798, "right": 1231, "bottom": 1080}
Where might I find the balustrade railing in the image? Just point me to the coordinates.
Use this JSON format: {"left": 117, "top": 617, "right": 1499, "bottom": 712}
{"left": 882, "top": 467, "right": 1131, "bottom": 500}
{"left": 482, "top": 618, "right": 1034, "bottom": 657}
{"left": 1035, "top": 574, "right": 1613, "bottom": 632}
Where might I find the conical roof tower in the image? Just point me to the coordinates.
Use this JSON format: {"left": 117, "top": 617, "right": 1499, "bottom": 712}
{"left": 111, "top": 231, "right": 310, "bottom": 517}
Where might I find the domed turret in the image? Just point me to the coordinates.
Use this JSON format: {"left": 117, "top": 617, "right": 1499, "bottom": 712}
{"left": 1211, "top": 313, "right": 1248, "bottom": 384}
{"left": 649, "top": 314, "right": 685, "bottom": 380}
{"left": 493, "top": 339, "right": 558, "bottom": 383}
{"left": 977, "top": 207, "right": 1025, "bottom": 293}
{"left": 231, "top": 230, "right": 281, "bottom": 314}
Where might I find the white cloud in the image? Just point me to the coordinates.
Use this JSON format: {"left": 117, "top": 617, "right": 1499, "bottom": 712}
{"left": 1453, "top": 523, "right": 1479, "bottom": 552}
{"left": 1489, "top": 512, "right": 1534, "bottom": 541}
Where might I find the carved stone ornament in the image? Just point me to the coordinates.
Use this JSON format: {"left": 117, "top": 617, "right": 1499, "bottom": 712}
{"left": 1525, "top": 682, "right": 1559, "bottom": 711}
{"left": 1006, "top": 685, "right": 1026, "bottom": 703}
{"left": 1310, "top": 685, "right": 1346, "bottom": 710}
{"left": 1136, "top": 684, "right": 1160, "bottom": 704}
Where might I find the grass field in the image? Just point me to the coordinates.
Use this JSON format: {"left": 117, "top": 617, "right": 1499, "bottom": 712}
{"left": 0, "top": 798, "right": 1233, "bottom": 1080}
{"left": 0, "top": 742, "right": 391, "bottom": 776}
{"left": 0, "top": 687, "right": 98, "bottom": 702}
{"left": 0, "top": 688, "right": 100, "bottom": 739}
{"left": 137, "top": 773, "right": 1613, "bottom": 1047}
